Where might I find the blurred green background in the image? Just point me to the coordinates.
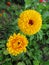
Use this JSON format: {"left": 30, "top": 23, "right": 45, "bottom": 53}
{"left": 0, "top": 0, "right": 49, "bottom": 65}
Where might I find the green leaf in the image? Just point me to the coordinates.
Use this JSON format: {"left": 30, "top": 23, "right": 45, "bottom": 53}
{"left": 0, "top": 40, "right": 6, "bottom": 44}
{"left": 3, "top": 13, "right": 8, "bottom": 18}
{"left": 0, "top": 50, "right": 3, "bottom": 54}
{"left": 5, "top": 58, "right": 11, "bottom": 62}
{"left": 44, "top": 60, "right": 49, "bottom": 65}
{"left": 42, "top": 24, "right": 49, "bottom": 30}
{"left": 46, "top": 31, "right": 49, "bottom": 37}
{"left": 33, "top": 60, "right": 40, "bottom": 65}
{"left": 17, "top": 62, "right": 25, "bottom": 65}
{"left": 27, "top": 50, "right": 34, "bottom": 59}
{"left": 46, "top": 39, "right": 49, "bottom": 44}
{"left": 25, "top": 0, "right": 32, "bottom": 8}
{"left": 37, "top": 30, "right": 43, "bottom": 40}
{"left": 43, "top": 11, "right": 49, "bottom": 20}
{"left": 25, "top": 59, "right": 32, "bottom": 65}
{"left": 2, "top": 62, "right": 12, "bottom": 65}
{"left": 3, "top": 50, "right": 9, "bottom": 55}
{"left": 0, "top": 24, "right": 2, "bottom": 29}
{"left": 25, "top": 0, "right": 32, "bottom": 5}
{"left": 30, "top": 35, "right": 34, "bottom": 41}
{"left": 0, "top": 45, "right": 5, "bottom": 48}
{"left": 0, "top": 55, "right": 3, "bottom": 61}
{"left": 43, "top": 47, "right": 49, "bottom": 55}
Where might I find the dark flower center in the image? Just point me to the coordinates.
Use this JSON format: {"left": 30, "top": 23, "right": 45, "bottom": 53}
{"left": 29, "top": 20, "right": 33, "bottom": 25}
{"left": 18, "top": 42, "right": 20, "bottom": 45}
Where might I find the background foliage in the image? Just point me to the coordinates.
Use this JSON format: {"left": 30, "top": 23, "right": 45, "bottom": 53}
{"left": 0, "top": 0, "right": 49, "bottom": 65}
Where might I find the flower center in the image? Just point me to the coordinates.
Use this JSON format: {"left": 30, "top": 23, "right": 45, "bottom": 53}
{"left": 29, "top": 20, "right": 33, "bottom": 25}
{"left": 18, "top": 42, "right": 20, "bottom": 45}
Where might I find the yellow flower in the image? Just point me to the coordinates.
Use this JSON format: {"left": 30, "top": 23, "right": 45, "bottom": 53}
{"left": 6, "top": 33, "right": 28, "bottom": 56}
{"left": 18, "top": 10, "right": 42, "bottom": 35}
{"left": 0, "top": 13, "right": 2, "bottom": 17}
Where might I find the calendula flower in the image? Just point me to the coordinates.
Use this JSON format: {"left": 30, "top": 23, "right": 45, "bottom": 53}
{"left": 18, "top": 10, "right": 42, "bottom": 35}
{"left": 6, "top": 33, "right": 28, "bottom": 56}
{"left": 6, "top": 2, "right": 11, "bottom": 6}
{"left": 0, "top": 14, "right": 2, "bottom": 16}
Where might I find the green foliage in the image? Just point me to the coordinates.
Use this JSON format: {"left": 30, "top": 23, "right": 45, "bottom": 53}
{"left": 33, "top": 60, "right": 40, "bottom": 65}
{"left": 17, "top": 62, "right": 25, "bottom": 65}
{"left": 25, "top": 0, "right": 32, "bottom": 8}
{"left": 44, "top": 60, "right": 49, "bottom": 65}
{"left": 41, "top": 60, "right": 49, "bottom": 65}
{"left": 0, "top": 0, "right": 49, "bottom": 65}
{"left": 2, "top": 61, "right": 12, "bottom": 65}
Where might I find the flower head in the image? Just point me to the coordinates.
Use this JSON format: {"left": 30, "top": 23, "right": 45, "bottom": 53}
{"left": 0, "top": 13, "right": 2, "bottom": 17}
{"left": 18, "top": 10, "right": 42, "bottom": 35}
{"left": 6, "top": 33, "right": 28, "bottom": 56}
{"left": 6, "top": 2, "right": 11, "bottom": 6}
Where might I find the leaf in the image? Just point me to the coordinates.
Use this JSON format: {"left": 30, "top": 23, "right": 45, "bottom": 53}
{"left": 3, "top": 13, "right": 8, "bottom": 18}
{"left": 25, "top": 0, "right": 32, "bottom": 5}
{"left": 33, "top": 60, "right": 40, "bottom": 65}
{"left": 29, "top": 35, "right": 34, "bottom": 45}
{"left": 2, "top": 62, "right": 12, "bottom": 65}
{"left": 37, "top": 30, "right": 43, "bottom": 40}
{"left": 0, "top": 55, "right": 3, "bottom": 61}
{"left": 43, "top": 47, "right": 49, "bottom": 55}
{"left": 17, "top": 62, "right": 25, "bottom": 65}
{"left": 44, "top": 60, "right": 49, "bottom": 65}
{"left": 3, "top": 50, "right": 9, "bottom": 55}
{"left": 46, "top": 38, "right": 49, "bottom": 44}
{"left": 25, "top": 59, "right": 32, "bottom": 65}
{"left": 43, "top": 11, "right": 49, "bottom": 19}
{"left": 0, "top": 40, "right": 6, "bottom": 44}
{"left": 5, "top": 58, "right": 11, "bottom": 62}
{"left": 27, "top": 50, "right": 34, "bottom": 59}
{"left": 0, "top": 45, "right": 5, "bottom": 48}
{"left": 0, "top": 24, "right": 2, "bottom": 29}
{"left": 0, "top": 50, "right": 3, "bottom": 54}
{"left": 25, "top": 0, "right": 32, "bottom": 8}
{"left": 42, "top": 24, "right": 49, "bottom": 30}
{"left": 46, "top": 31, "right": 49, "bottom": 36}
{"left": 30, "top": 35, "right": 34, "bottom": 41}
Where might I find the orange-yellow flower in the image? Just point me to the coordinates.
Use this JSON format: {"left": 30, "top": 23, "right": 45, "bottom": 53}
{"left": 0, "top": 14, "right": 2, "bottom": 17}
{"left": 18, "top": 10, "right": 42, "bottom": 35}
{"left": 6, "top": 33, "right": 28, "bottom": 56}
{"left": 6, "top": 2, "right": 11, "bottom": 6}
